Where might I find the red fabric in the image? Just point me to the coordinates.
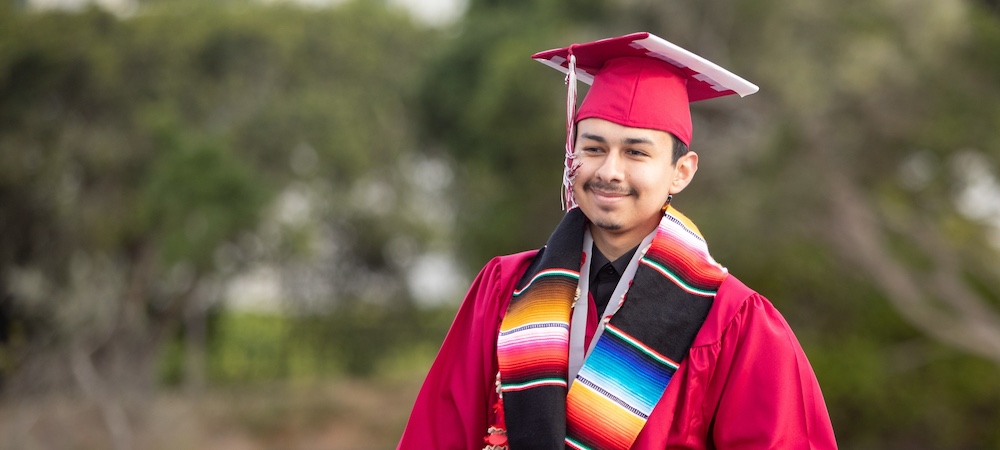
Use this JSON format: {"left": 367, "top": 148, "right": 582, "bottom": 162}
{"left": 584, "top": 291, "right": 599, "bottom": 353}
{"left": 577, "top": 56, "right": 693, "bottom": 145}
{"left": 634, "top": 275, "right": 838, "bottom": 449}
{"left": 398, "top": 253, "right": 837, "bottom": 449}
{"left": 398, "top": 251, "right": 535, "bottom": 450}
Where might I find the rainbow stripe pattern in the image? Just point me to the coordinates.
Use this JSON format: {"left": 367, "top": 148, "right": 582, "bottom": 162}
{"left": 641, "top": 211, "right": 727, "bottom": 297}
{"left": 565, "top": 325, "right": 679, "bottom": 449}
{"left": 497, "top": 269, "right": 577, "bottom": 391}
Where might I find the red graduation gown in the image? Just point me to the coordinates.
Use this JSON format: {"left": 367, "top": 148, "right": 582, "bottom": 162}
{"left": 398, "top": 250, "right": 837, "bottom": 449}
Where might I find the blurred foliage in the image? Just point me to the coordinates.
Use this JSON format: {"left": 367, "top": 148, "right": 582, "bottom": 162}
{"left": 0, "top": 0, "right": 438, "bottom": 396}
{"left": 160, "top": 305, "right": 456, "bottom": 383}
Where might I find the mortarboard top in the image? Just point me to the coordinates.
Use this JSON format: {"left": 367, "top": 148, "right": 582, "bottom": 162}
{"left": 531, "top": 32, "right": 759, "bottom": 209}
{"left": 532, "top": 32, "right": 759, "bottom": 103}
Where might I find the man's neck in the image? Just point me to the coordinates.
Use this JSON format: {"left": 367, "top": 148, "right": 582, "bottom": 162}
{"left": 590, "top": 224, "right": 657, "bottom": 261}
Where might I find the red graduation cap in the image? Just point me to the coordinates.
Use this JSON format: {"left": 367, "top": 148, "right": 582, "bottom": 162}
{"left": 531, "top": 32, "right": 759, "bottom": 209}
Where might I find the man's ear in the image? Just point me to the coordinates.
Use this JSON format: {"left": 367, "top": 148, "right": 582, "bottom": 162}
{"left": 670, "top": 151, "right": 699, "bottom": 194}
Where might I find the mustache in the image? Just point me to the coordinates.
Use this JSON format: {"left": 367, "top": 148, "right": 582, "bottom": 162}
{"left": 583, "top": 180, "right": 636, "bottom": 196}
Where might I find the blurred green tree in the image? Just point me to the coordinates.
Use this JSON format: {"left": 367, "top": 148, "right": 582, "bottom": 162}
{"left": 0, "top": 0, "right": 437, "bottom": 446}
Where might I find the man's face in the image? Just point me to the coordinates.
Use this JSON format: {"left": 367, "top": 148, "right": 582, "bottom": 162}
{"left": 572, "top": 118, "right": 697, "bottom": 242}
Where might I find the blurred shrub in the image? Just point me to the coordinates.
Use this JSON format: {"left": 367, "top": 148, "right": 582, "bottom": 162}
{"left": 159, "top": 306, "right": 456, "bottom": 383}
{"left": 0, "top": 0, "right": 438, "bottom": 392}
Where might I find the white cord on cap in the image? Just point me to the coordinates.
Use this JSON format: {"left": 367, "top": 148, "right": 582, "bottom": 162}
{"left": 562, "top": 51, "right": 581, "bottom": 211}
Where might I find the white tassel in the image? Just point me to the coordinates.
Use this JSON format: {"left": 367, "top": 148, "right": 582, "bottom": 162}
{"left": 562, "top": 52, "right": 581, "bottom": 211}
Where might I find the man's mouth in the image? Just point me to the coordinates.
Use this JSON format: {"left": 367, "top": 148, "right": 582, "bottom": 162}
{"left": 584, "top": 180, "right": 635, "bottom": 197}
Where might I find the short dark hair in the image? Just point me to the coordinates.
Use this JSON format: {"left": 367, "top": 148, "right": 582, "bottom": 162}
{"left": 672, "top": 134, "right": 689, "bottom": 164}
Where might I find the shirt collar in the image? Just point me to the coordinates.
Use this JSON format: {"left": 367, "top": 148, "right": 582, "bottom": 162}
{"left": 590, "top": 244, "right": 639, "bottom": 279}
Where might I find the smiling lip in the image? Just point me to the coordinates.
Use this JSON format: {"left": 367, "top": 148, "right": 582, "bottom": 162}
{"left": 588, "top": 187, "right": 632, "bottom": 205}
{"left": 582, "top": 181, "right": 635, "bottom": 206}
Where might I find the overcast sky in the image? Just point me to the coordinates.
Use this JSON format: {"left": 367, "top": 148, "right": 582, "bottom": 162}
{"left": 391, "top": 0, "right": 466, "bottom": 26}
{"left": 29, "top": 0, "right": 468, "bottom": 26}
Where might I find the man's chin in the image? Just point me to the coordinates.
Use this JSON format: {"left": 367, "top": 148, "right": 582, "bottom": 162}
{"left": 590, "top": 218, "right": 623, "bottom": 231}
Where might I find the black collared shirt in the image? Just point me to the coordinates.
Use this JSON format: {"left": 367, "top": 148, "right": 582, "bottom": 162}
{"left": 589, "top": 244, "right": 639, "bottom": 315}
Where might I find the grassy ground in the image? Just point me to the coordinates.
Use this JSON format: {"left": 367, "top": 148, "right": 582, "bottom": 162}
{"left": 0, "top": 310, "right": 450, "bottom": 449}
{"left": 0, "top": 376, "right": 424, "bottom": 450}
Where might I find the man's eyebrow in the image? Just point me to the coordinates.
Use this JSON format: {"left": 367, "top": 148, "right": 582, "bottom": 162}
{"left": 579, "top": 133, "right": 655, "bottom": 146}
{"left": 623, "top": 137, "right": 655, "bottom": 146}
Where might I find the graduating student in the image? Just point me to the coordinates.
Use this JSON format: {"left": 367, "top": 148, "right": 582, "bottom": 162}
{"left": 399, "top": 32, "right": 837, "bottom": 450}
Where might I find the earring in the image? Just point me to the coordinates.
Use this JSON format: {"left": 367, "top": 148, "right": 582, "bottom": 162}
{"left": 661, "top": 194, "right": 673, "bottom": 213}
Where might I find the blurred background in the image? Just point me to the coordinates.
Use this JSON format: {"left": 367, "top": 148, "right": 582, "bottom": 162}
{"left": 1, "top": 0, "right": 999, "bottom": 448}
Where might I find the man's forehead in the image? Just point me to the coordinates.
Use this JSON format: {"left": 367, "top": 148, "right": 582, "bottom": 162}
{"left": 577, "top": 118, "right": 674, "bottom": 145}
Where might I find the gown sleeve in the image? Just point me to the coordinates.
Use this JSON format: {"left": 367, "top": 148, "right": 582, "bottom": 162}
{"left": 397, "top": 252, "right": 535, "bottom": 450}
{"left": 704, "top": 290, "right": 837, "bottom": 449}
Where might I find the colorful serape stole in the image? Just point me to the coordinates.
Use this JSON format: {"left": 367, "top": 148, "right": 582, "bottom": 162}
{"left": 497, "top": 206, "right": 727, "bottom": 450}
{"left": 496, "top": 209, "right": 585, "bottom": 449}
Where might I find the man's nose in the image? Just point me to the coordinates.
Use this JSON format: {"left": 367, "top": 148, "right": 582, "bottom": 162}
{"left": 595, "top": 150, "right": 624, "bottom": 182}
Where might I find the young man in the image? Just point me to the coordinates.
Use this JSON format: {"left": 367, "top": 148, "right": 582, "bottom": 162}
{"left": 399, "top": 32, "right": 837, "bottom": 450}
